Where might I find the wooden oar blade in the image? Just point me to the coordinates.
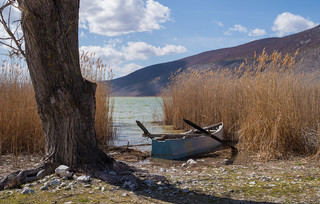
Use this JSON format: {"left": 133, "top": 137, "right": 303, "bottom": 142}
{"left": 183, "top": 118, "right": 238, "bottom": 165}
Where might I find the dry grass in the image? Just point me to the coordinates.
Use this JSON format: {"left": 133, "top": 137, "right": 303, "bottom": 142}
{"left": 162, "top": 50, "right": 320, "bottom": 159}
{"left": 80, "top": 52, "right": 115, "bottom": 145}
{"left": 0, "top": 53, "right": 114, "bottom": 155}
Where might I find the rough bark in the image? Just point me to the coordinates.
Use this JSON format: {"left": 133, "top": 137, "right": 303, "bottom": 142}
{"left": 19, "top": 0, "right": 114, "bottom": 169}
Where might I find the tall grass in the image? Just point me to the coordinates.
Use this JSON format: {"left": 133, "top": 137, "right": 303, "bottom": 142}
{"left": 162, "top": 50, "right": 320, "bottom": 159}
{"left": 80, "top": 52, "right": 115, "bottom": 145}
{"left": 0, "top": 53, "right": 114, "bottom": 155}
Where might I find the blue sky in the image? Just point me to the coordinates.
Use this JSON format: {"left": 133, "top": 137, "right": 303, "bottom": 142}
{"left": 1, "top": 0, "right": 319, "bottom": 79}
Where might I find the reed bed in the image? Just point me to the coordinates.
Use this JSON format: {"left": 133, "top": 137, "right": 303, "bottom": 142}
{"left": 0, "top": 53, "right": 114, "bottom": 155}
{"left": 162, "top": 50, "right": 320, "bottom": 159}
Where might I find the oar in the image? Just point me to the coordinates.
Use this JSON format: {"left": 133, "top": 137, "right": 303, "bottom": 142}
{"left": 136, "top": 120, "right": 150, "bottom": 135}
{"left": 183, "top": 119, "right": 238, "bottom": 165}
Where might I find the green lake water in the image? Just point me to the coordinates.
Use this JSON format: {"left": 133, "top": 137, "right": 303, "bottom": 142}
{"left": 112, "top": 97, "right": 174, "bottom": 151}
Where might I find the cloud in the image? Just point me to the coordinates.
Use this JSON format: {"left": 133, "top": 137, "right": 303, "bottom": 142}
{"left": 80, "top": 41, "right": 187, "bottom": 77}
{"left": 229, "top": 24, "right": 248, "bottom": 33}
{"left": 225, "top": 24, "right": 248, "bottom": 35}
{"left": 215, "top": 21, "right": 224, "bottom": 27}
{"left": 80, "top": 0, "right": 170, "bottom": 36}
{"left": 248, "top": 28, "right": 266, "bottom": 36}
{"left": 123, "top": 42, "right": 187, "bottom": 60}
{"left": 120, "top": 63, "right": 143, "bottom": 76}
{"left": 272, "top": 12, "right": 318, "bottom": 37}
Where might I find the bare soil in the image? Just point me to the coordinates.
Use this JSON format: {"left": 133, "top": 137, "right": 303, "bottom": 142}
{"left": 1, "top": 147, "right": 320, "bottom": 203}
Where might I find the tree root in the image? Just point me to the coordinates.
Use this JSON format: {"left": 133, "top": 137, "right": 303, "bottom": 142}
{"left": 0, "top": 162, "right": 56, "bottom": 190}
{"left": 0, "top": 157, "right": 166, "bottom": 191}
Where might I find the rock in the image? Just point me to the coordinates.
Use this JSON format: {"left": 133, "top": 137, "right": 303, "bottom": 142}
{"left": 51, "top": 179, "right": 61, "bottom": 186}
{"left": 40, "top": 186, "right": 48, "bottom": 191}
{"left": 109, "top": 171, "right": 117, "bottom": 176}
{"left": 24, "top": 183, "right": 33, "bottom": 187}
{"left": 122, "top": 193, "right": 128, "bottom": 196}
{"left": 181, "top": 163, "right": 187, "bottom": 167}
{"left": 60, "top": 182, "right": 68, "bottom": 187}
{"left": 77, "top": 175, "right": 91, "bottom": 183}
{"left": 101, "top": 186, "right": 106, "bottom": 192}
{"left": 144, "top": 180, "right": 154, "bottom": 187}
{"left": 146, "top": 174, "right": 168, "bottom": 183}
{"left": 187, "top": 159, "right": 197, "bottom": 165}
{"left": 64, "top": 183, "right": 75, "bottom": 190}
{"left": 21, "top": 188, "right": 34, "bottom": 194}
{"left": 7, "top": 191, "right": 14, "bottom": 195}
{"left": 37, "top": 169, "right": 45, "bottom": 178}
{"left": 83, "top": 184, "right": 91, "bottom": 188}
{"left": 55, "top": 165, "right": 73, "bottom": 178}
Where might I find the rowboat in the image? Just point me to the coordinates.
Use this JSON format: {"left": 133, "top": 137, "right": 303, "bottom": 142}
{"left": 136, "top": 121, "right": 224, "bottom": 160}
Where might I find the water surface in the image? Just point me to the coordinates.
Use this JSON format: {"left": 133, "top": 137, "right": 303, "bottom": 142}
{"left": 112, "top": 97, "right": 174, "bottom": 151}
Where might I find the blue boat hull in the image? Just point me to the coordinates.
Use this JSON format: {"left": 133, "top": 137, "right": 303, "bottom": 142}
{"left": 151, "top": 124, "right": 223, "bottom": 160}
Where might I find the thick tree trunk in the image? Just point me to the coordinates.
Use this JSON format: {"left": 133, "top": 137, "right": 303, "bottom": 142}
{"left": 19, "top": 0, "right": 114, "bottom": 169}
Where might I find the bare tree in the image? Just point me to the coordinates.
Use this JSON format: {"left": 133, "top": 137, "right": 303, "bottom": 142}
{"left": 0, "top": 0, "right": 128, "bottom": 189}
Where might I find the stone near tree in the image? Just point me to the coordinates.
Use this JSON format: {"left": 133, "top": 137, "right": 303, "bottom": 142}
{"left": 55, "top": 165, "right": 73, "bottom": 178}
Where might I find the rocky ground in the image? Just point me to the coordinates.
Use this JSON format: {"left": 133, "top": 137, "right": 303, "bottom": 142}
{"left": 1, "top": 147, "right": 320, "bottom": 203}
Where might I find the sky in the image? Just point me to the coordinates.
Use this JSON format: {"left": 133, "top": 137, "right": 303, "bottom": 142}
{"left": 1, "top": 0, "right": 320, "bottom": 79}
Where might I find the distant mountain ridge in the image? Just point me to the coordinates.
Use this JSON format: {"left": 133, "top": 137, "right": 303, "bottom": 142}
{"left": 111, "top": 25, "right": 320, "bottom": 96}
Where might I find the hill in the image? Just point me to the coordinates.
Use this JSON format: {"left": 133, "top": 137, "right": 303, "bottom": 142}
{"left": 111, "top": 25, "right": 320, "bottom": 96}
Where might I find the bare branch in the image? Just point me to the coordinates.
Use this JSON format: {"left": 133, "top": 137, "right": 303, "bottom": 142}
{"left": 0, "top": 0, "right": 25, "bottom": 58}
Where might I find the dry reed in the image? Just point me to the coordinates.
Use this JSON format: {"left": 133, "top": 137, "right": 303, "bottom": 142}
{"left": 162, "top": 50, "right": 320, "bottom": 159}
{"left": 0, "top": 53, "right": 114, "bottom": 155}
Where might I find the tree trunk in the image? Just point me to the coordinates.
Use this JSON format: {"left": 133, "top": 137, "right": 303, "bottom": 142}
{"left": 19, "top": 0, "right": 114, "bottom": 170}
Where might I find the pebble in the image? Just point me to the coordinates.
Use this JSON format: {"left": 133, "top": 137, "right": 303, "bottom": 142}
{"left": 77, "top": 175, "right": 91, "bottom": 183}
{"left": 84, "top": 184, "right": 91, "bottom": 188}
{"left": 51, "top": 179, "right": 61, "bottom": 186}
{"left": 60, "top": 182, "right": 68, "bottom": 187}
{"left": 21, "top": 188, "right": 34, "bottom": 194}
{"left": 55, "top": 165, "right": 71, "bottom": 176}
{"left": 40, "top": 186, "right": 49, "bottom": 191}
{"left": 101, "top": 186, "right": 106, "bottom": 192}
{"left": 187, "top": 159, "right": 197, "bottom": 165}
{"left": 249, "top": 181, "right": 256, "bottom": 185}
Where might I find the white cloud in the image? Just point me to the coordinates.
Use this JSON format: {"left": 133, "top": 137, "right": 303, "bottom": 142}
{"left": 248, "top": 28, "right": 266, "bottom": 36}
{"left": 215, "top": 21, "right": 224, "bottom": 27}
{"left": 272, "top": 12, "right": 318, "bottom": 37}
{"left": 120, "top": 63, "right": 143, "bottom": 76}
{"left": 80, "top": 0, "right": 170, "bottom": 36}
{"left": 225, "top": 24, "right": 248, "bottom": 35}
{"left": 123, "top": 42, "right": 187, "bottom": 60}
{"left": 229, "top": 24, "right": 248, "bottom": 33}
{"left": 80, "top": 41, "right": 187, "bottom": 77}
{"left": 80, "top": 31, "right": 87, "bottom": 38}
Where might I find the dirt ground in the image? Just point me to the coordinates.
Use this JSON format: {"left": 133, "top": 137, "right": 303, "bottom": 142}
{"left": 1, "top": 146, "right": 320, "bottom": 203}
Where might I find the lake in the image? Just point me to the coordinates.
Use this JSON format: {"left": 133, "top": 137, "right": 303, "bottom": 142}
{"left": 111, "top": 97, "right": 175, "bottom": 151}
